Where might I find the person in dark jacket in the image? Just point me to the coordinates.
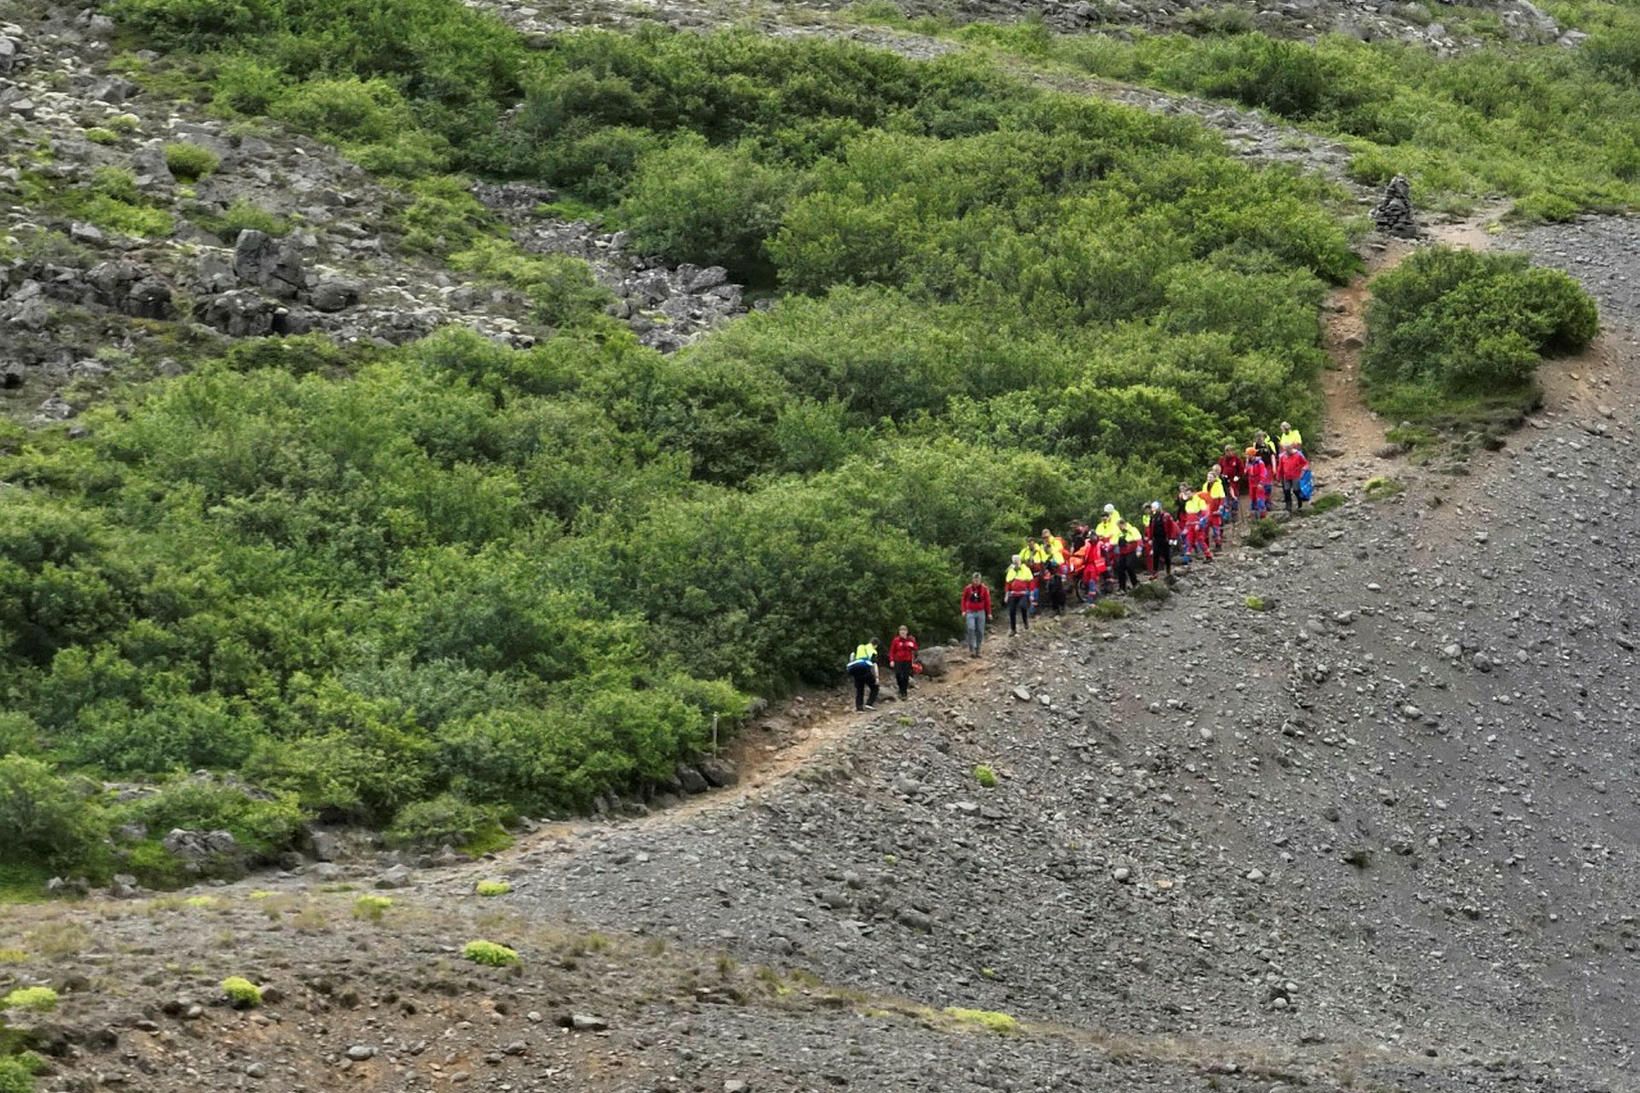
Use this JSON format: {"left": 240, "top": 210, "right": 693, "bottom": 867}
{"left": 1147, "top": 501, "right": 1177, "bottom": 580}
{"left": 846, "top": 639, "right": 879, "bottom": 711}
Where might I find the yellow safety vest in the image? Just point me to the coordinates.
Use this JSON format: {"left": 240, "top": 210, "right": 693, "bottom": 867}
{"left": 1005, "top": 564, "right": 1033, "bottom": 584}
{"left": 1184, "top": 495, "right": 1207, "bottom": 516}
{"left": 1095, "top": 515, "right": 1120, "bottom": 541}
{"left": 1278, "top": 427, "right": 1303, "bottom": 449}
{"left": 1120, "top": 524, "right": 1142, "bottom": 544}
{"left": 850, "top": 643, "right": 876, "bottom": 663}
{"left": 1204, "top": 478, "right": 1225, "bottom": 500}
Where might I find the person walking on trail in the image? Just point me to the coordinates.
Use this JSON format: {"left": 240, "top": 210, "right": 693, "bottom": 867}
{"left": 1147, "top": 500, "right": 1177, "bottom": 580}
{"left": 1094, "top": 504, "right": 1121, "bottom": 545}
{"left": 1278, "top": 443, "right": 1310, "bottom": 513}
{"left": 887, "top": 625, "right": 919, "bottom": 701}
{"left": 1004, "top": 554, "right": 1034, "bottom": 635}
{"left": 1252, "top": 431, "right": 1277, "bottom": 475}
{"left": 960, "top": 572, "right": 992, "bottom": 656}
{"left": 1245, "top": 446, "right": 1273, "bottom": 519}
{"left": 847, "top": 639, "right": 879, "bottom": 712}
{"left": 1181, "top": 483, "right": 1213, "bottom": 562}
{"left": 1218, "top": 445, "right": 1246, "bottom": 524}
{"left": 1115, "top": 518, "right": 1143, "bottom": 591}
{"left": 1278, "top": 421, "right": 1303, "bottom": 451}
{"left": 1203, "top": 467, "right": 1227, "bottom": 549}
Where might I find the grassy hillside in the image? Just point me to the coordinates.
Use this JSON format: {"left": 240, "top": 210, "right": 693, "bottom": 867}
{"left": 11, "top": 0, "right": 1603, "bottom": 886}
{"left": 849, "top": 8, "right": 1640, "bottom": 219}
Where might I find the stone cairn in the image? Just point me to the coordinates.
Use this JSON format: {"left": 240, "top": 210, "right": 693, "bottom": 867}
{"left": 1370, "top": 174, "right": 1419, "bottom": 238}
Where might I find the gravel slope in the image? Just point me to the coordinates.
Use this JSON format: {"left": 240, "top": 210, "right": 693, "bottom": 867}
{"left": 478, "top": 219, "right": 1640, "bottom": 1091}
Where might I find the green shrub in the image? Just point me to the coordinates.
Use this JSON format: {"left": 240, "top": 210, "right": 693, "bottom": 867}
{"left": 944, "top": 1007, "right": 1019, "bottom": 1034}
{"left": 1093, "top": 600, "right": 1128, "bottom": 619}
{"left": 1364, "top": 476, "right": 1404, "bottom": 500}
{"left": 462, "top": 939, "right": 519, "bottom": 966}
{"left": 972, "top": 764, "right": 997, "bottom": 788}
{"left": 0, "top": 1057, "right": 35, "bottom": 1093}
{"left": 113, "top": 779, "right": 304, "bottom": 859}
{"left": 1244, "top": 594, "right": 1266, "bottom": 610}
{"left": 0, "top": 756, "right": 104, "bottom": 871}
{"left": 448, "top": 241, "right": 613, "bottom": 327}
{"left": 84, "top": 127, "right": 120, "bottom": 145}
{"left": 1244, "top": 520, "right": 1285, "bottom": 548}
{"left": 619, "top": 135, "right": 791, "bottom": 280}
{"left": 164, "top": 142, "right": 220, "bottom": 181}
{"left": 352, "top": 894, "right": 392, "bottom": 921}
{"left": 200, "top": 197, "right": 289, "bottom": 241}
{"left": 1305, "top": 492, "right": 1345, "bottom": 515}
{"left": 396, "top": 175, "right": 493, "bottom": 255}
{"left": 219, "top": 976, "right": 261, "bottom": 1008}
{"left": 1363, "top": 247, "right": 1598, "bottom": 411}
{"left": 107, "top": 113, "right": 142, "bottom": 133}
{"left": 1, "top": 987, "right": 57, "bottom": 1012}
{"left": 475, "top": 879, "right": 511, "bottom": 896}
{"left": 385, "top": 794, "right": 490, "bottom": 849}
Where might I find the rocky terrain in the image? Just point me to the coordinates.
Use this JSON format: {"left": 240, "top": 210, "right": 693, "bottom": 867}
{"left": 0, "top": 2, "right": 748, "bottom": 422}
{"left": 4, "top": 214, "right": 1638, "bottom": 1090}
{"left": 5, "top": 0, "right": 1640, "bottom": 1089}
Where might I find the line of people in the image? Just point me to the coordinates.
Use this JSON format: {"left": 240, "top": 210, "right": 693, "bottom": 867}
{"left": 845, "top": 424, "right": 1314, "bottom": 710}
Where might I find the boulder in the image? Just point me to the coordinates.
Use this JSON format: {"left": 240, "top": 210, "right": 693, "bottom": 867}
{"left": 307, "top": 277, "right": 361, "bottom": 313}
{"left": 675, "top": 763, "right": 710, "bottom": 794}
{"left": 197, "top": 289, "right": 277, "bottom": 337}
{"left": 697, "top": 756, "right": 738, "bottom": 788}
{"left": 233, "top": 229, "right": 306, "bottom": 298}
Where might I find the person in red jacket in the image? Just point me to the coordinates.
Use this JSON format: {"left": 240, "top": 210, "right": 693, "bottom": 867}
{"left": 1277, "top": 444, "right": 1310, "bottom": 513}
{"left": 1146, "top": 501, "right": 1178, "bottom": 580}
{"left": 960, "top": 573, "right": 992, "bottom": 656}
{"left": 1217, "top": 445, "right": 1246, "bottom": 524}
{"left": 1245, "top": 447, "right": 1272, "bottom": 519}
{"left": 887, "top": 625, "right": 919, "bottom": 700}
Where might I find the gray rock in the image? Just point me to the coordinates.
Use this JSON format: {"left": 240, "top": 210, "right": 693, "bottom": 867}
{"left": 308, "top": 278, "right": 361, "bottom": 313}
{"left": 233, "top": 229, "right": 307, "bottom": 298}
{"left": 697, "top": 756, "right": 738, "bottom": 788}
{"left": 196, "top": 289, "right": 277, "bottom": 336}
{"left": 373, "top": 864, "right": 414, "bottom": 889}
{"left": 676, "top": 764, "right": 710, "bottom": 794}
{"left": 345, "top": 1045, "right": 377, "bottom": 1061}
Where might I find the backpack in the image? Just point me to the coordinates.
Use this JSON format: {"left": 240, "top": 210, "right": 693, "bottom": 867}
{"left": 1297, "top": 467, "right": 1314, "bottom": 502}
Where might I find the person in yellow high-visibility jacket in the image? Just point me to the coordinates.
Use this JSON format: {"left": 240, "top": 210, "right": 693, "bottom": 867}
{"left": 1278, "top": 421, "right": 1303, "bottom": 450}
{"left": 1094, "top": 503, "right": 1122, "bottom": 544}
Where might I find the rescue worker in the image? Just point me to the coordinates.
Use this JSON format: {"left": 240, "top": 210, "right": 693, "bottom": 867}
{"left": 1203, "top": 466, "right": 1227, "bottom": 548}
{"left": 1278, "top": 421, "right": 1303, "bottom": 451}
{"left": 1115, "top": 518, "right": 1143, "bottom": 591}
{"left": 1004, "top": 554, "right": 1034, "bottom": 635}
{"left": 1147, "top": 500, "right": 1178, "bottom": 580}
{"left": 887, "top": 625, "right": 919, "bottom": 701}
{"left": 847, "top": 639, "right": 879, "bottom": 711}
{"left": 960, "top": 572, "right": 992, "bottom": 656}
{"left": 1252, "top": 431, "right": 1277, "bottom": 475}
{"left": 1278, "top": 443, "right": 1310, "bottom": 513}
{"left": 1217, "top": 445, "right": 1246, "bottom": 523}
{"left": 1181, "top": 484, "right": 1213, "bottom": 562}
{"left": 1245, "top": 446, "right": 1273, "bottom": 519}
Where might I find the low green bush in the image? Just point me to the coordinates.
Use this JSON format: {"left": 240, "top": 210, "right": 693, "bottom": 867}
{"left": 475, "top": 879, "right": 511, "bottom": 896}
{"left": 0, "top": 757, "right": 104, "bottom": 872}
{"left": 944, "top": 1007, "right": 1020, "bottom": 1034}
{"left": 1244, "top": 594, "right": 1267, "bottom": 610}
{"left": 462, "top": 939, "right": 519, "bottom": 966}
{"left": 219, "top": 976, "right": 261, "bottom": 1008}
{"left": 619, "top": 135, "right": 792, "bottom": 281}
{"left": 1244, "top": 520, "right": 1285, "bottom": 548}
{"left": 84, "top": 127, "right": 119, "bottom": 145}
{"left": 164, "top": 142, "right": 220, "bottom": 181}
{"left": 1364, "top": 476, "right": 1404, "bottom": 500}
{"left": 113, "top": 779, "right": 304, "bottom": 859}
{"left": 1363, "top": 247, "right": 1598, "bottom": 418}
{"left": 1, "top": 987, "right": 57, "bottom": 1012}
{"left": 198, "top": 197, "right": 289, "bottom": 241}
{"left": 973, "top": 764, "right": 997, "bottom": 788}
{"left": 385, "top": 793, "right": 491, "bottom": 849}
{"left": 1305, "top": 493, "right": 1345, "bottom": 515}
{"left": 0, "top": 1057, "right": 37, "bottom": 1093}
{"left": 352, "top": 894, "right": 392, "bottom": 921}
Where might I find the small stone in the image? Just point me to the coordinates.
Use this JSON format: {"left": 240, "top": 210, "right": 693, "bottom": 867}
{"left": 1011, "top": 686, "right": 1031, "bottom": 702}
{"left": 346, "top": 1045, "right": 376, "bottom": 1061}
{"left": 1112, "top": 866, "right": 1132, "bottom": 882}
{"left": 245, "top": 1063, "right": 267, "bottom": 1079}
{"left": 562, "top": 1013, "right": 609, "bottom": 1031}
{"left": 1246, "top": 868, "right": 1266, "bottom": 882}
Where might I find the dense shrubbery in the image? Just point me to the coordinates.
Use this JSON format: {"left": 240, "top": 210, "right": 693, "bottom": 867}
{"left": 13, "top": 4, "right": 1373, "bottom": 877}
{"left": 893, "top": 19, "right": 1640, "bottom": 218}
{"left": 1363, "top": 247, "right": 1598, "bottom": 416}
